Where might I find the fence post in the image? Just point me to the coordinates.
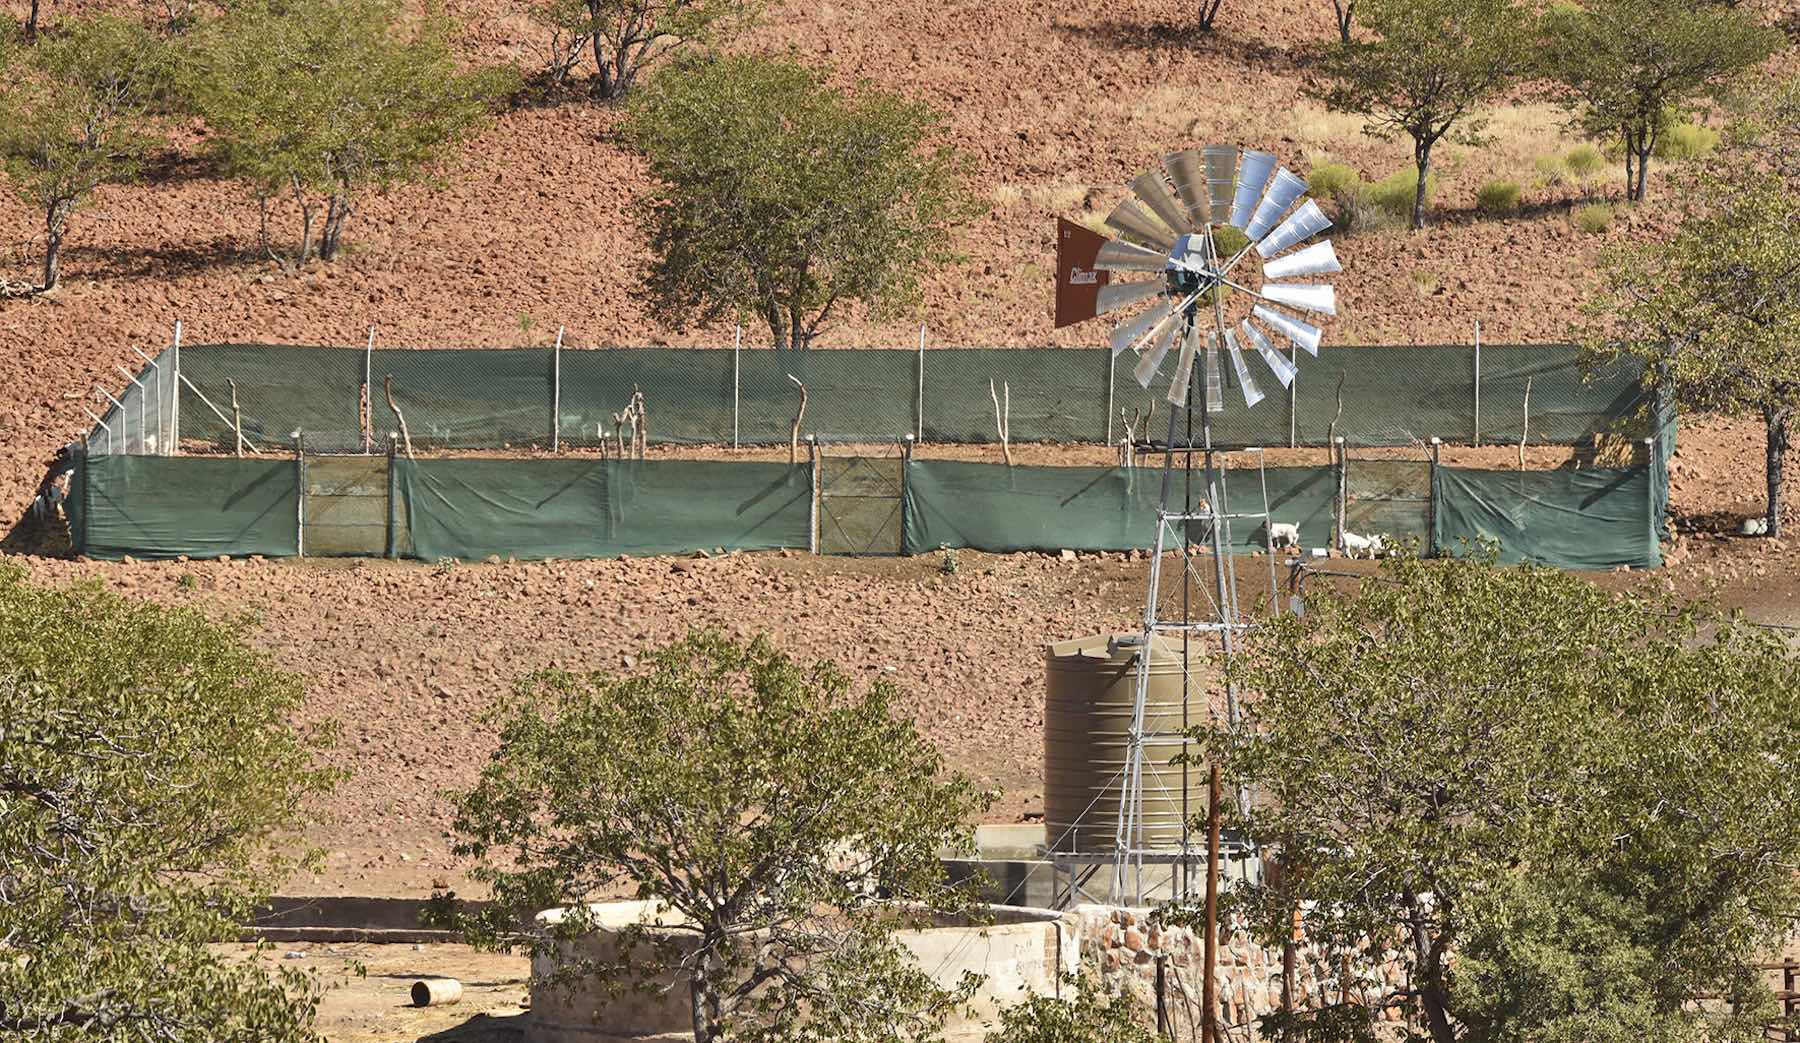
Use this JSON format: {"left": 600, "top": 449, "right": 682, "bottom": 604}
{"left": 385, "top": 433, "right": 398, "bottom": 559}
{"left": 1428, "top": 437, "right": 1441, "bottom": 558}
{"left": 1105, "top": 348, "right": 1115, "bottom": 445}
{"left": 900, "top": 433, "right": 914, "bottom": 555}
{"left": 808, "top": 434, "right": 820, "bottom": 554}
{"left": 1289, "top": 361, "right": 1298, "bottom": 448}
{"left": 169, "top": 321, "right": 181, "bottom": 456}
{"left": 915, "top": 325, "right": 925, "bottom": 442}
{"left": 1472, "top": 319, "right": 1482, "bottom": 445}
{"left": 551, "top": 326, "right": 563, "bottom": 451}
{"left": 294, "top": 430, "right": 306, "bottom": 557}
{"left": 1334, "top": 435, "right": 1346, "bottom": 552}
{"left": 733, "top": 324, "right": 742, "bottom": 450}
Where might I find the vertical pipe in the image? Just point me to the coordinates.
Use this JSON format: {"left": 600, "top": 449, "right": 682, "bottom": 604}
{"left": 900, "top": 433, "right": 914, "bottom": 555}
{"left": 1154, "top": 954, "right": 1169, "bottom": 1039}
{"left": 1429, "top": 437, "right": 1442, "bottom": 558}
{"left": 118, "top": 366, "right": 150, "bottom": 455}
{"left": 1472, "top": 319, "right": 1482, "bottom": 446}
{"left": 915, "top": 324, "right": 925, "bottom": 442}
{"left": 169, "top": 322, "right": 182, "bottom": 456}
{"left": 551, "top": 326, "right": 564, "bottom": 452}
{"left": 733, "top": 325, "right": 742, "bottom": 450}
{"left": 294, "top": 431, "right": 306, "bottom": 557}
{"left": 1201, "top": 762, "right": 1221, "bottom": 1043}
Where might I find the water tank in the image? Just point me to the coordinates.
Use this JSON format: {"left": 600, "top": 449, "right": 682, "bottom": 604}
{"left": 1043, "top": 632, "right": 1206, "bottom": 853}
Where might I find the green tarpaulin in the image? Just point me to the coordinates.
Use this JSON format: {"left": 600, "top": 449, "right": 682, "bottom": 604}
{"left": 1433, "top": 465, "right": 1661, "bottom": 570}
{"left": 76, "top": 454, "right": 298, "bottom": 560}
{"left": 395, "top": 458, "right": 811, "bottom": 561}
{"left": 157, "top": 343, "right": 1651, "bottom": 453}
{"left": 902, "top": 461, "right": 1338, "bottom": 555}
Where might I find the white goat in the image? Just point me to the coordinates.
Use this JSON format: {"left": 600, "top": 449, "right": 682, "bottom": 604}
{"left": 1268, "top": 522, "right": 1301, "bottom": 551}
{"left": 1341, "top": 530, "right": 1387, "bottom": 559}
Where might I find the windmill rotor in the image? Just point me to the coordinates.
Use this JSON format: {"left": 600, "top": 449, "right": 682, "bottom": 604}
{"left": 1056, "top": 145, "right": 1341, "bottom": 420}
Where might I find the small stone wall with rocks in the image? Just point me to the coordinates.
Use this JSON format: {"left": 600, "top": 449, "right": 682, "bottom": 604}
{"left": 1066, "top": 905, "right": 1412, "bottom": 1039}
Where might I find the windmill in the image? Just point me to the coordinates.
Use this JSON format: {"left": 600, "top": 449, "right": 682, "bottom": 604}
{"left": 1053, "top": 145, "right": 1341, "bottom": 903}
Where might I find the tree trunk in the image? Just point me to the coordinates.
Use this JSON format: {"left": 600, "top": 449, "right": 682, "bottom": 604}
{"left": 764, "top": 304, "right": 789, "bottom": 351}
{"left": 1766, "top": 405, "right": 1788, "bottom": 538}
{"left": 588, "top": 0, "right": 618, "bottom": 100}
{"left": 319, "top": 192, "right": 349, "bottom": 261}
{"left": 688, "top": 949, "right": 724, "bottom": 1043}
{"left": 1333, "top": 0, "right": 1354, "bottom": 42}
{"left": 41, "top": 198, "right": 70, "bottom": 292}
{"left": 25, "top": 0, "right": 40, "bottom": 41}
{"left": 1632, "top": 142, "right": 1651, "bottom": 203}
{"left": 789, "top": 305, "right": 811, "bottom": 350}
{"left": 1198, "top": 0, "right": 1224, "bottom": 30}
{"left": 1411, "top": 141, "right": 1433, "bottom": 230}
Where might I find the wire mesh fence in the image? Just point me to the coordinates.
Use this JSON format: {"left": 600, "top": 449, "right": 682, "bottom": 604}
{"left": 85, "top": 342, "right": 1654, "bottom": 458}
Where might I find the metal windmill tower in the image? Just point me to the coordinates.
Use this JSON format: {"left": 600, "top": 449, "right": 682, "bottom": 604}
{"left": 1053, "top": 145, "right": 1341, "bottom": 902}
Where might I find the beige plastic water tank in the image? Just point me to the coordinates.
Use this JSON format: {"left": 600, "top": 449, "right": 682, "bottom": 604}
{"left": 1044, "top": 632, "right": 1207, "bottom": 853}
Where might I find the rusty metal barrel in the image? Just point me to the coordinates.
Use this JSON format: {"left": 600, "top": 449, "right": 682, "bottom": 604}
{"left": 1043, "top": 632, "right": 1204, "bottom": 853}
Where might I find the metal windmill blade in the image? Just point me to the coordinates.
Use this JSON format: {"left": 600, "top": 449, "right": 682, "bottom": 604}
{"left": 1054, "top": 143, "right": 1341, "bottom": 405}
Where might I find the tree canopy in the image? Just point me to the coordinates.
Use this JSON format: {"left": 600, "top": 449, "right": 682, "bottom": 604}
{"left": 0, "top": 562, "right": 336, "bottom": 1040}
{"left": 1541, "top": 0, "right": 1780, "bottom": 203}
{"left": 1583, "top": 170, "right": 1800, "bottom": 535}
{"left": 525, "top": 0, "right": 756, "bottom": 98}
{"left": 1312, "top": 0, "right": 1532, "bottom": 229}
{"left": 181, "top": 0, "right": 511, "bottom": 266}
{"left": 438, "top": 630, "right": 990, "bottom": 1043}
{"left": 1203, "top": 556, "right": 1800, "bottom": 1043}
{"left": 625, "top": 56, "right": 972, "bottom": 348}
{"left": 0, "top": 14, "right": 169, "bottom": 292}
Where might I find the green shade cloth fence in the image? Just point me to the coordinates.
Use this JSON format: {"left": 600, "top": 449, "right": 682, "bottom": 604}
{"left": 146, "top": 343, "right": 1652, "bottom": 454}
{"left": 904, "top": 460, "right": 1661, "bottom": 570}
{"left": 72, "top": 454, "right": 299, "bottom": 560}
{"left": 394, "top": 458, "right": 812, "bottom": 561}
{"left": 66, "top": 453, "right": 1663, "bottom": 570}
{"left": 902, "top": 461, "right": 1337, "bottom": 555}
{"left": 1433, "top": 466, "right": 1662, "bottom": 570}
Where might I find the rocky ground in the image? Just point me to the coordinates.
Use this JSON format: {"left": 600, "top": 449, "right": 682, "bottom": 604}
{"left": 4, "top": 0, "right": 1800, "bottom": 899}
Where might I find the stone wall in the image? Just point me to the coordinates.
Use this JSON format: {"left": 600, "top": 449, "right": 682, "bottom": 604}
{"left": 1065, "top": 905, "right": 1412, "bottom": 1039}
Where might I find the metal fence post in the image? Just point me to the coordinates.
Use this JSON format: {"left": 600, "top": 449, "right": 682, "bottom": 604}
{"left": 1105, "top": 348, "right": 1115, "bottom": 445}
{"left": 1289, "top": 361, "right": 1298, "bottom": 449}
{"left": 551, "top": 326, "right": 563, "bottom": 451}
{"left": 1334, "top": 435, "right": 1346, "bottom": 552}
{"left": 385, "top": 433, "right": 397, "bottom": 558}
{"left": 808, "top": 435, "right": 820, "bottom": 554}
{"left": 733, "top": 325, "right": 742, "bottom": 449}
{"left": 116, "top": 365, "right": 149, "bottom": 455}
{"left": 294, "top": 430, "right": 306, "bottom": 557}
{"left": 1472, "top": 319, "right": 1482, "bottom": 445}
{"left": 915, "top": 325, "right": 925, "bottom": 442}
{"left": 169, "top": 321, "right": 181, "bottom": 456}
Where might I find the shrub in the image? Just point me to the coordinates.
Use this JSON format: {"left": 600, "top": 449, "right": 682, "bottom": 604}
{"left": 1476, "top": 178, "right": 1522, "bottom": 214}
{"left": 1574, "top": 202, "right": 1613, "bottom": 233}
{"left": 1565, "top": 142, "right": 1606, "bottom": 177}
{"left": 1534, "top": 154, "right": 1567, "bottom": 186}
{"left": 1307, "top": 159, "right": 1362, "bottom": 201}
{"left": 1368, "top": 167, "right": 1438, "bottom": 220}
{"left": 1656, "top": 120, "right": 1718, "bottom": 161}
{"left": 1332, "top": 183, "right": 1398, "bottom": 235}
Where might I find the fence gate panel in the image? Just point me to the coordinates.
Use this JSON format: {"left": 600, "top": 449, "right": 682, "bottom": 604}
{"left": 817, "top": 451, "right": 903, "bottom": 555}
{"left": 302, "top": 455, "right": 400, "bottom": 557}
{"left": 1345, "top": 459, "right": 1431, "bottom": 551}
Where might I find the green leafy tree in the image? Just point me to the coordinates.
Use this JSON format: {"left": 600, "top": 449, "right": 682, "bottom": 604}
{"left": 1583, "top": 173, "right": 1800, "bottom": 535}
{"left": 0, "top": 14, "right": 168, "bottom": 292}
{"left": 437, "top": 631, "right": 990, "bottom": 1043}
{"left": 625, "top": 56, "right": 972, "bottom": 349}
{"left": 1201, "top": 557, "right": 1800, "bottom": 1043}
{"left": 182, "top": 0, "right": 512, "bottom": 266}
{"left": 1541, "top": 0, "right": 1780, "bottom": 203}
{"left": 0, "top": 562, "right": 336, "bottom": 1039}
{"left": 985, "top": 976, "right": 1159, "bottom": 1043}
{"left": 1313, "top": 0, "right": 1531, "bottom": 229}
{"left": 525, "top": 0, "right": 755, "bottom": 98}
